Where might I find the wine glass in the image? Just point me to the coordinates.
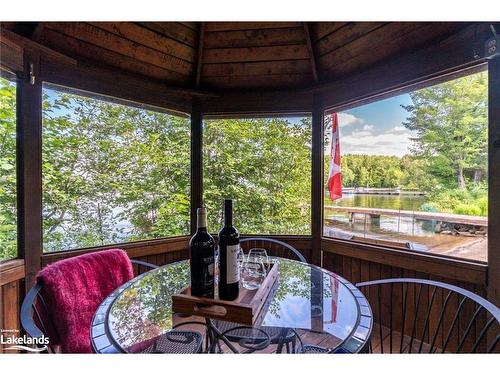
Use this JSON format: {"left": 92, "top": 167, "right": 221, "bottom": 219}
{"left": 248, "top": 248, "right": 269, "bottom": 265}
{"left": 241, "top": 259, "right": 267, "bottom": 290}
{"left": 237, "top": 247, "right": 246, "bottom": 266}
{"left": 248, "top": 248, "right": 269, "bottom": 271}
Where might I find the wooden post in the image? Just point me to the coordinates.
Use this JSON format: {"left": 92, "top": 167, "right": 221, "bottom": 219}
{"left": 488, "top": 55, "right": 500, "bottom": 309}
{"left": 17, "top": 49, "right": 42, "bottom": 288}
{"left": 311, "top": 96, "right": 324, "bottom": 266}
{"left": 190, "top": 98, "right": 203, "bottom": 234}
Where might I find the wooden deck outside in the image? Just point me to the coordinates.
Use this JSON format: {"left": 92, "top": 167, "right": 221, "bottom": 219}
{"left": 325, "top": 206, "right": 488, "bottom": 227}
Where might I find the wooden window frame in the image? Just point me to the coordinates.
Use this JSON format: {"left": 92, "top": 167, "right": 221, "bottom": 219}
{"left": 316, "top": 59, "right": 499, "bottom": 308}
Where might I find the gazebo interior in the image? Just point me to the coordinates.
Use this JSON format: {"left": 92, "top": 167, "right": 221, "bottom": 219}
{"left": 0, "top": 21, "right": 499, "bottom": 354}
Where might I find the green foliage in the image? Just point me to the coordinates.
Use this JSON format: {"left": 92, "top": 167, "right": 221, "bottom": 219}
{"left": 424, "top": 185, "right": 488, "bottom": 216}
{"left": 323, "top": 154, "right": 436, "bottom": 193}
{"left": 453, "top": 203, "right": 482, "bottom": 216}
{"left": 42, "top": 88, "right": 191, "bottom": 252}
{"left": 402, "top": 71, "right": 488, "bottom": 190}
{"left": 0, "top": 77, "right": 17, "bottom": 260}
{"left": 203, "top": 117, "right": 311, "bottom": 235}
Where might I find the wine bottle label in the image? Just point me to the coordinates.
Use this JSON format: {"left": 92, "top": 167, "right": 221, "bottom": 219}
{"left": 226, "top": 244, "right": 240, "bottom": 284}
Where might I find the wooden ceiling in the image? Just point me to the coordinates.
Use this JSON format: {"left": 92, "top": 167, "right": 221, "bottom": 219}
{"left": 1, "top": 22, "right": 473, "bottom": 92}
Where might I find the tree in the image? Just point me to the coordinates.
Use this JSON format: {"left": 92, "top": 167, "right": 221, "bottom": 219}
{"left": 402, "top": 72, "right": 488, "bottom": 189}
{"left": 0, "top": 77, "right": 17, "bottom": 260}
{"left": 203, "top": 117, "right": 312, "bottom": 235}
{"left": 42, "top": 88, "right": 191, "bottom": 252}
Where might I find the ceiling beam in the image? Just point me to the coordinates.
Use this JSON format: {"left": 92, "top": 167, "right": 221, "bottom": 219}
{"left": 30, "top": 22, "right": 44, "bottom": 41}
{"left": 195, "top": 22, "right": 205, "bottom": 87}
{"left": 0, "top": 27, "right": 76, "bottom": 66}
{"left": 303, "top": 22, "right": 319, "bottom": 83}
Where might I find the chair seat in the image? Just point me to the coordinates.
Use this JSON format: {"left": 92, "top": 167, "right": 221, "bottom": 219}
{"left": 213, "top": 320, "right": 296, "bottom": 343}
{"left": 300, "top": 344, "right": 330, "bottom": 354}
{"left": 140, "top": 331, "right": 203, "bottom": 354}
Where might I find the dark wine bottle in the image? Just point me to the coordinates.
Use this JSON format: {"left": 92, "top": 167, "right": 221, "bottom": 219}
{"left": 218, "top": 199, "right": 240, "bottom": 300}
{"left": 189, "top": 207, "right": 215, "bottom": 298}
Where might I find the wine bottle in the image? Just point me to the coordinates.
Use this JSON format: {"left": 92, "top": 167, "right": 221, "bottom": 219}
{"left": 189, "top": 207, "right": 215, "bottom": 298}
{"left": 218, "top": 199, "right": 240, "bottom": 300}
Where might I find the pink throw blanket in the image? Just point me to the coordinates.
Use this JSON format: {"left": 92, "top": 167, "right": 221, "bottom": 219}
{"left": 36, "top": 249, "right": 133, "bottom": 353}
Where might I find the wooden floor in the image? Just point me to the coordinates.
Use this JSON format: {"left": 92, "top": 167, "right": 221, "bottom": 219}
{"left": 369, "top": 324, "right": 446, "bottom": 354}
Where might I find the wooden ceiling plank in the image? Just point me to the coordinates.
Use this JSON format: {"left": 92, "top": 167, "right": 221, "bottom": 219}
{"left": 137, "top": 22, "right": 197, "bottom": 47}
{"left": 202, "top": 59, "right": 312, "bottom": 77}
{"left": 179, "top": 22, "right": 198, "bottom": 31}
{"left": 314, "top": 23, "right": 490, "bottom": 108}
{"left": 204, "top": 22, "right": 302, "bottom": 32}
{"left": 44, "top": 22, "right": 193, "bottom": 76}
{"left": 203, "top": 44, "right": 310, "bottom": 64}
{"left": 311, "top": 22, "right": 349, "bottom": 41}
{"left": 319, "top": 22, "right": 433, "bottom": 71}
{"left": 322, "top": 22, "right": 469, "bottom": 79}
{"left": 0, "top": 39, "right": 23, "bottom": 73}
{"left": 39, "top": 28, "right": 189, "bottom": 84}
{"left": 203, "top": 72, "right": 312, "bottom": 89}
{"left": 303, "top": 22, "right": 319, "bottom": 82}
{"left": 204, "top": 27, "right": 306, "bottom": 48}
{"left": 89, "top": 22, "right": 195, "bottom": 62}
{"left": 195, "top": 22, "right": 205, "bottom": 87}
{"left": 315, "top": 22, "right": 387, "bottom": 57}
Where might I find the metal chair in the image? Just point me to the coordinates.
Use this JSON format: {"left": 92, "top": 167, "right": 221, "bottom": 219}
{"left": 356, "top": 278, "right": 500, "bottom": 353}
{"left": 213, "top": 238, "right": 305, "bottom": 353}
{"left": 240, "top": 237, "right": 306, "bottom": 262}
{"left": 21, "top": 258, "right": 203, "bottom": 354}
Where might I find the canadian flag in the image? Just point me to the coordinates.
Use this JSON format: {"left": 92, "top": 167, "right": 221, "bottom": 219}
{"left": 326, "top": 278, "right": 339, "bottom": 323}
{"left": 328, "top": 113, "right": 342, "bottom": 201}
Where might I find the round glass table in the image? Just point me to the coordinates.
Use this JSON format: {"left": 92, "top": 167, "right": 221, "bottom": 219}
{"left": 90, "top": 258, "right": 372, "bottom": 354}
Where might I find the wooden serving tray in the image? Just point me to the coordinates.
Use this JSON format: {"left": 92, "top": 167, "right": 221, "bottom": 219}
{"left": 172, "top": 261, "right": 279, "bottom": 326}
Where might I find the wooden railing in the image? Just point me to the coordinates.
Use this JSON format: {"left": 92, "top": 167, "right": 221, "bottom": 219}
{"left": 324, "top": 206, "right": 488, "bottom": 227}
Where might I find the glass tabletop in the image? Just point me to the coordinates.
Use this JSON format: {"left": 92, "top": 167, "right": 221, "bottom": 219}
{"left": 105, "top": 258, "right": 369, "bottom": 353}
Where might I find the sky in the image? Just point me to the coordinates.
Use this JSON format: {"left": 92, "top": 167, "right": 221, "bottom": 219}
{"left": 332, "top": 93, "right": 416, "bottom": 157}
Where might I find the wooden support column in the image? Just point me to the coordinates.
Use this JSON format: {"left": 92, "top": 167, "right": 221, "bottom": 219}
{"left": 488, "top": 55, "right": 500, "bottom": 308}
{"left": 311, "top": 96, "right": 324, "bottom": 266}
{"left": 17, "top": 49, "right": 42, "bottom": 288}
{"left": 190, "top": 98, "right": 203, "bottom": 234}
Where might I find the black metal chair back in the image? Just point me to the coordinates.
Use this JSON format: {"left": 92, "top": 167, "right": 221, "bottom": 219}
{"left": 356, "top": 278, "right": 500, "bottom": 353}
{"left": 21, "top": 258, "right": 158, "bottom": 353}
{"left": 240, "top": 237, "right": 306, "bottom": 263}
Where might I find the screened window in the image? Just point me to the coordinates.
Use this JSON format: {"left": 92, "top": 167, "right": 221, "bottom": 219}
{"left": 42, "top": 84, "right": 191, "bottom": 252}
{"left": 0, "top": 71, "right": 17, "bottom": 261}
{"left": 203, "top": 116, "right": 312, "bottom": 235}
{"left": 323, "top": 71, "right": 488, "bottom": 262}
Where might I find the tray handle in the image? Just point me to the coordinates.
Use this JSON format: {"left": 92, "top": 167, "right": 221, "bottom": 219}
{"left": 193, "top": 303, "right": 228, "bottom": 318}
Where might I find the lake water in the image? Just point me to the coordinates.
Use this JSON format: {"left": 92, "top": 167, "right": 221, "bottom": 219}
{"left": 324, "top": 192, "right": 487, "bottom": 261}
{"left": 324, "top": 192, "right": 438, "bottom": 240}
{"left": 331, "top": 193, "right": 426, "bottom": 211}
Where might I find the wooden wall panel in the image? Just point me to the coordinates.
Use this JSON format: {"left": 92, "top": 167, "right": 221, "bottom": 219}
{"left": 41, "top": 236, "right": 191, "bottom": 267}
{"left": 322, "top": 243, "right": 490, "bottom": 353}
{"left": 0, "top": 279, "right": 22, "bottom": 353}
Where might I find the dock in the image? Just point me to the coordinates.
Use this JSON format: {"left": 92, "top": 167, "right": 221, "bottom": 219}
{"left": 340, "top": 187, "right": 425, "bottom": 195}
{"left": 324, "top": 206, "right": 487, "bottom": 227}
